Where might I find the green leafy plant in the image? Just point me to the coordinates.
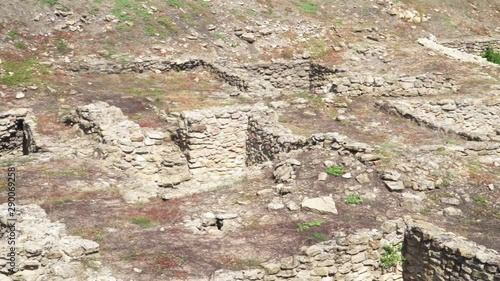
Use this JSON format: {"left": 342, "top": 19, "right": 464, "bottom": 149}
{"left": 344, "top": 194, "right": 363, "bottom": 205}
{"left": 326, "top": 165, "right": 346, "bottom": 177}
{"left": 297, "top": 220, "right": 324, "bottom": 232}
{"left": 380, "top": 244, "right": 403, "bottom": 268}
{"left": 481, "top": 45, "right": 500, "bottom": 65}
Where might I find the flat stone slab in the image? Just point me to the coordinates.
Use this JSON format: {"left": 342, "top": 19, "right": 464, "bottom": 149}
{"left": 301, "top": 196, "right": 338, "bottom": 214}
{"left": 384, "top": 181, "right": 405, "bottom": 192}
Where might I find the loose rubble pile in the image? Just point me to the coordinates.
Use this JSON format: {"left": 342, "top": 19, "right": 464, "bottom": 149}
{"left": 440, "top": 38, "right": 500, "bottom": 55}
{"left": 379, "top": 0, "right": 431, "bottom": 23}
{"left": 0, "top": 204, "right": 117, "bottom": 281}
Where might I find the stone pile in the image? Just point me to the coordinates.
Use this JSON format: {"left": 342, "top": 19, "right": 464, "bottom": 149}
{"left": 326, "top": 72, "right": 459, "bottom": 98}
{"left": 0, "top": 108, "right": 39, "bottom": 156}
{"left": 64, "top": 102, "right": 192, "bottom": 200}
{"left": 379, "top": 0, "right": 431, "bottom": 23}
{"left": 440, "top": 37, "right": 500, "bottom": 55}
{"left": 379, "top": 98, "right": 500, "bottom": 143}
{"left": 0, "top": 204, "right": 117, "bottom": 281}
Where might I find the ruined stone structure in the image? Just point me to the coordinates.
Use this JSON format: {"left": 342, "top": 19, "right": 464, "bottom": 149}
{"left": 326, "top": 72, "right": 459, "bottom": 98}
{"left": 441, "top": 37, "right": 500, "bottom": 55}
{"left": 64, "top": 102, "right": 192, "bottom": 200}
{"left": 0, "top": 204, "right": 116, "bottom": 281}
{"left": 68, "top": 57, "right": 337, "bottom": 94}
{"left": 0, "top": 108, "right": 38, "bottom": 156}
{"left": 212, "top": 219, "right": 500, "bottom": 281}
{"left": 379, "top": 98, "right": 500, "bottom": 143}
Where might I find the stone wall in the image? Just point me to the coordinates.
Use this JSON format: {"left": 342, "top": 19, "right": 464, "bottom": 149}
{"left": 246, "top": 114, "right": 308, "bottom": 165}
{"left": 440, "top": 38, "right": 500, "bottom": 55}
{"left": 213, "top": 219, "right": 407, "bottom": 281}
{"left": 212, "top": 219, "right": 500, "bottom": 281}
{"left": 379, "top": 98, "right": 500, "bottom": 143}
{"left": 403, "top": 220, "right": 500, "bottom": 281}
{"left": 67, "top": 57, "right": 338, "bottom": 95}
{"left": 0, "top": 108, "right": 39, "bottom": 156}
{"left": 0, "top": 204, "right": 116, "bottom": 281}
{"left": 64, "top": 102, "right": 192, "bottom": 200}
{"left": 326, "top": 72, "right": 459, "bottom": 98}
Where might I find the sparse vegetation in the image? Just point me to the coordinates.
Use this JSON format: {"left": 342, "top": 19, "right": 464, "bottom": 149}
{"left": 7, "top": 30, "right": 18, "bottom": 40}
{"left": 14, "top": 42, "right": 27, "bottom": 49}
{"left": 326, "top": 165, "right": 346, "bottom": 177}
{"left": 481, "top": 45, "right": 500, "bottom": 65}
{"left": 167, "top": 0, "right": 184, "bottom": 8}
{"left": 41, "top": 0, "right": 59, "bottom": 7}
{"left": 380, "top": 243, "right": 404, "bottom": 268}
{"left": 472, "top": 195, "right": 489, "bottom": 206}
{"left": 307, "top": 232, "right": 328, "bottom": 243}
{"left": 0, "top": 58, "right": 47, "bottom": 86}
{"left": 56, "top": 39, "right": 70, "bottom": 53}
{"left": 130, "top": 216, "right": 157, "bottom": 228}
{"left": 297, "top": 220, "right": 324, "bottom": 232}
{"left": 344, "top": 194, "right": 363, "bottom": 205}
{"left": 296, "top": 1, "right": 319, "bottom": 14}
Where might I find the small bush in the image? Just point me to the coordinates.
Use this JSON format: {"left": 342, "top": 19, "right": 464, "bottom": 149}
{"left": 326, "top": 165, "right": 346, "bottom": 177}
{"left": 380, "top": 244, "right": 403, "bottom": 268}
{"left": 130, "top": 216, "right": 156, "bottom": 228}
{"left": 297, "top": 220, "right": 324, "bottom": 232}
{"left": 56, "top": 39, "right": 70, "bottom": 54}
{"left": 481, "top": 45, "right": 500, "bottom": 65}
{"left": 344, "top": 194, "right": 363, "bottom": 205}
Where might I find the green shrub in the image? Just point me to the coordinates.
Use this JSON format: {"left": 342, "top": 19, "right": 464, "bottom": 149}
{"left": 344, "top": 194, "right": 363, "bottom": 205}
{"left": 297, "top": 220, "right": 324, "bottom": 232}
{"left": 56, "top": 39, "right": 70, "bottom": 54}
{"left": 326, "top": 165, "right": 346, "bottom": 177}
{"left": 380, "top": 244, "right": 403, "bottom": 268}
{"left": 481, "top": 45, "right": 500, "bottom": 65}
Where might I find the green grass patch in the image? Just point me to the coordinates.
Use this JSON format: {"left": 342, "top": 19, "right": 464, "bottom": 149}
{"left": 56, "top": 38, "right": 70, "bottom": 54}
{"left": 481, "top": 45, "right": 500, "bottom": 65}
{"left": 0, "top": 159, "right": 15, "bottom": 168}
{"left": 380, "top": 244, "right": 403, "bottom": 268}
{"left": 144, "top": 24, "right": 158, "bottom": 36}
{"left": 167, "top": 0, "right": 184, "bottom": 8}
{"left": 158, "top": 17, "right": 179, "bottom": 34}
{"left": 296, "top": 1, "right": 319, "bottom": 14}
{"left": 41, "top": 0, "right": 59, "bottom": 6}
{"left": 14, "top": 42, "right": 27, "bottom": 49}
{"left": 45, "top": 196, "right": 75, "bottom": 207}
{"left": 297, "top": 220, "right": 324, "bottom": 232}
{"left": 0, "top": 58, "right": 47, "bottom": 87}
{"left": 7, "top": 30, "right": 17, "bottom": 40}
{"left": 472, "top": 195, "right": 489, "bottom": 206}
{"left": 326, "top": 165, "right": 346, "bottom": 177}
{"left": 130, "top": 216, "right": 157, "bottom": 228}
{"left": 344, "top": 194, "right": 363, "bottom": 205}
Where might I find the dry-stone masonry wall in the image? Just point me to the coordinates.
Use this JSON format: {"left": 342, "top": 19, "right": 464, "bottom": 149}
{"left": 0, "top": 204, "right": 117, "bottom": 281}
{"left": 65, "top": 102, "right": 191, "bottom": 200}
{"left": 440, "top": 38, "right": 500, "bottom": 55}
{"left": 379, "top": 98, "right": 500, "bottom": 143}
{"left": 67, "top": 56, "right": 337, "bottom": 95}
{"left": 404, "top": 220, "right": 500, "bottom": 281}
{"left": 212, "top": 219, "right": 500, "bottom": 281}
{"left": 326, "top": 72, "right": 459, "bottom": 98}
{"left": 0, "top": 109, "right": 39, "bottom": 156}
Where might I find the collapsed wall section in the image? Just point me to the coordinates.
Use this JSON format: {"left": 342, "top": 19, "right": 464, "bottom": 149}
{"left": 0, "top": 108, "right": 39, "bottom": 156}
{"left": 0, "top": 204, "right": 116, "bottom": 281}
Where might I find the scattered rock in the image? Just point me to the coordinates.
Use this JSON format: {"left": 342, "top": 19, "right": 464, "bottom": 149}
{"left": 301, "top": 196, "right": 338, "bottom": 214}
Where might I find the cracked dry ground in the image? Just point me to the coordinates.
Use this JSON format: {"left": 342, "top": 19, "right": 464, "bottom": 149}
{"left": 2, "top": 69, "right": 499, "bottom": 280}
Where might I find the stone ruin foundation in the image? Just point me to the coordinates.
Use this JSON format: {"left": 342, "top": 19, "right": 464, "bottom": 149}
{"left": 213, "top": 219, "right": 500, "bottom": 281}
{"left": 0, "top": 108, "right": 39, "bottom": 157}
